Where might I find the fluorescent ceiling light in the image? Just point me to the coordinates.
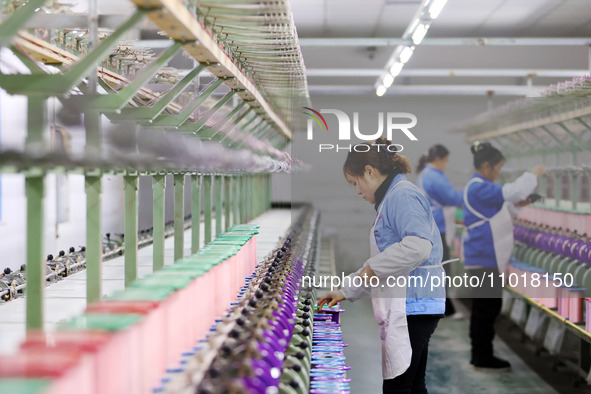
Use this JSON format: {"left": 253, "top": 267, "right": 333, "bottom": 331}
{"left": 389, "top": 62, "right": 404, "bottom": 77}
{"left": 376, "top": 85, "right": 387, "bottom": 97}
{"left": 428, "top": 0, "right": 447, "bottom": 19}
{"left": 383, "top": 74, "right": 394, "bottom": 88}
{"left": 399, "top": 46, "right": 415, "bottom": 64}
{"left": 411, "top": 23, "right": 429, "bottom": 45}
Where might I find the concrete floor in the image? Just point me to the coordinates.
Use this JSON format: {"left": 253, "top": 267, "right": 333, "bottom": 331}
{"left": 341, "top": 298, "right": 557, "bottom": 394}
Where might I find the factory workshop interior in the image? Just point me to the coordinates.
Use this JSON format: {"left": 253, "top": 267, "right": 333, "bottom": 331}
{"left": 1, "top": 0, "right": 591, "bottom": 393}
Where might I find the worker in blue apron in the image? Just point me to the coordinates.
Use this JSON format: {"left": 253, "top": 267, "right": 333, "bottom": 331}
{"left": 462, "top": 141, "right": 544, "bottom": 370}
{"left": 416, "top": 144, "right": 463, "bottom": 316}
{"left": 318, "top": 137, "right": 445, "bottom": 394}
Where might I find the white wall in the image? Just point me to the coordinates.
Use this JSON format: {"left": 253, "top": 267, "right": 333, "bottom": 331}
{"left": 288, "top": 94, "right": 514, "bottom": 274}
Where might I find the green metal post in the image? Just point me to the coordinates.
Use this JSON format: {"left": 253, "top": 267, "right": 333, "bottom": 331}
{"left": 26, "top": 98, "right": 46, "bottom": 151}
{"left": 267, "top": 173, "right": 272, "bottom": 211}
{"left": 84, "top": 111, "right": 102, "bottom": 157}
{"left": 152, "top": 175, "right": 165, "bottom": 271}
{"left": 224, "top": 175, "right": 231, "bottom": 230}
{"left": 173, "top": 174, "right": 185, "bottom": 261}
{"left": 240, "top": 175, "right": 246, "bottom": 224}
{"left": 85, "top": 175, "right": 102, "bottom": 303}
{"left": 203, "top": 175, "right": 212, "bottom": 244}
{"left": 570, "top": 170, "right": 579, "bottom": 211}
{"left": 124, "top": 175, "right": 139, "bottom": 287}
{"left": 191, "top": 175, "right": 201, "bottom": 254}
{"left": 553, "top": 171, "right": 561, "bottom": 208}
{"left": 233, "top": 175, "right": 240, "bottom": 225}
{"left": 25, "top": 175, "right": 45, "bottom": 331}
{"left": 215, "top": 175, "right": 223, "bottom": 238}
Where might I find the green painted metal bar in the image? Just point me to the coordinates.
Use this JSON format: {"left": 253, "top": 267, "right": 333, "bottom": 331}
{"left": 124, "top": 175, "right": 139, "bottom": 287}
{"left": 180, "top": 90, "right": 238, "bottom": 133}
{"left": 0, "top": 9, "right": 147, "bottom": 95}
{"left": 198, "top": 100, "right": 248, "bottom": 139}
{"left": 115, "top": 64, "right": 205, "bottom": 121}
{"left": 240, "top": 175, "right": 246, "bottom": 224}
{"left": 556, "top": 122, "right": 586, "bottom": 149}
{"left": 224, "top": 175, "right": 231, "bottom": 230}
{"left": 25, "top": 97, "right": 46, "bottom": 151}
{"left": 93, "top": 42, "right": 183, "bottom": 111}
{"left": 150, "top": 78, "right": 224, "bottom": 127}
{"left": 152, "top": 174, "right": 165, "bottom": 271}
{"left": 232, "top": 107, "right": 255, "bottom": 128}
{"left": 85, "top": 174, "right": 102, "bottom": 303}
{"left": 553, "top": 171, "right": 561, "bottom": 208}
{"left": 211, "top": 98, "right": 248, "bottom": 130}
{"left": 268, "top": 174, "right": 272, "bottom": 210}
{"left": 215, "top": 175, "right": 223, "bottom": 238}
{"left": 0, "top": 0, "right": 47, "bottom": 47}
{"left": 191, "top": 175, "right": 201, "bottom": 253}
{"left": 203, "top": 175, "right": 212, "bottom": 244}
{"left": 84, "top": 111, "right": 102, "bottom": 157}
{"left": 25, "top": 175, "right": 45, "bottom": 330}
{"left": 540, "top": 126, "right": 568, "bottom": 152}
{"left": 233, "top": 175, "right": 240, "bottom": 225}
{"left": 173, "top": 174, "right": 185, "bottom": 261}
{"left": 570, "top": 170, "right": 579, "bottom": 211}
{"left": 576, "top": 118, "right": 591, "bottom": 135}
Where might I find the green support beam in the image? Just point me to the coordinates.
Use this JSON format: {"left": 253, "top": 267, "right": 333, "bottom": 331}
{"left": 85, "top": 174, "right": 102, "bottom": 303}
{"left": 191, "top": 174, "right": 201, "bottom": 254}
{"left": 150, "top": 78, "right": 224, "bottom": 127}
{"left": 113, "top": 64, "right": 205, "bottom": 121}
{"left": 180, "top": 90, "right": 238, "bottom": 133}
{"left": 0, "top": 0, "right": 47, "bottom": 47}
{"left": 152, "top": 174, "right": 165, "bottom": 271}
{"left": 93, "top": 42, "right": 183, "bottom": 111}
{"left": 173, "top": 174, "right": 185, "bottom": 261}
{"left": 198, "top": 100, "right": 248, "bottom": 140}
{"left": 215, "top": 175, "right": 223, "bottom": 238}
{"left": 224, "top": 175, "right": 231, "bottom": 230}
{"left": 25, "top": 175, "right": 45, "bottom": 331}
{"left": 124, "top": 175, "right": 139, "bottom": 287}
{"left": 203, "top": 175, "right": 212, "bottom": 244}
{"left": 0, "top": 9, "right": 147, "bottom": 96}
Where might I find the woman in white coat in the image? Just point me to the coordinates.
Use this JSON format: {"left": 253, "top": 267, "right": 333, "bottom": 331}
{"left": 318, "top": 137, "right": 445, "bottom": 394}
{"left": 463, "top": 141, "right": 544, "bottom": 370}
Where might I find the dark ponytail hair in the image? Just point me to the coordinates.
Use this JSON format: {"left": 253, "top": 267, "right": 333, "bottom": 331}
{"left": 471, "top": 141, "right": 505, "bottom": 169}
{"left": 416, "top": 144, "right": 450, "bottom": 173}
{"left": 343, "top": 137, "right": 412, "bottom": 178}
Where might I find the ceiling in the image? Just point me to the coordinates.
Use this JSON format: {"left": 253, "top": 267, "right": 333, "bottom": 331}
{"left": 67, "top": 0, "right": 591, "bottom": 96}
{"left": 289, "top": 0, "right": 591, "bottom": 96}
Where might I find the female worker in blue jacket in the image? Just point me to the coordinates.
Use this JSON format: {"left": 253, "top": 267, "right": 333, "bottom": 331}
{"left": 318, "top": 137, "right": 445, "bottom": 394}
{"left": 416, "top": 144, "right": 463, "bottom": 316}
{"left": 463, "top": 141, "right": 544, "bottom": 370}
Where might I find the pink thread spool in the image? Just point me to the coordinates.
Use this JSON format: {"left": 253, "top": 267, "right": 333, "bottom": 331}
{"left": 558, "top": 286, "right": 570, "bottom": 319}
{"left": 84, "top": 301, "right": 164, "bottom": 393}
{"left": 0, "top": 349, "right": 93, "bottom": 394}
{"left": 568, "top": 288, "right": 585, "bottom": 324}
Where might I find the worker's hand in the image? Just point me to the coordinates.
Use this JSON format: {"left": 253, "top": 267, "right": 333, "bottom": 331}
{"left": 317, "top": 290, "right": 345, "bottom": 310}
{"left": 531, "top": 165, "right": 545, "bottom": 177}
{"left": 514, "top": 199, "right": 531, "bottom": 208}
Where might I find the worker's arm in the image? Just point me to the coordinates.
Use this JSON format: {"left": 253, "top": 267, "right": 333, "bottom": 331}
{"left": 502, "top": 172, "right": 537, "bottom": 203}
{"left": 365, "top": 235, "right": 432, "bottom": 279}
